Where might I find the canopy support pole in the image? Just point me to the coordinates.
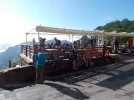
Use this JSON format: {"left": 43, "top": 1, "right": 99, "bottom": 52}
{"left": 38, "top": 31, "right": 40, "bottom": 45}
{"left": 72, "top": 35, "right": 74, "bottom": 42}
{"left": 37, "top": 25, "right": 40, "bottom": 45}
{"left": 26, "top": 33, "right": 27, "bottom": 44}
{"left": 68, "top": 35, "right": 70, "bottom": 42}
{"left": 102, "top": 33, "right": 104, "bottom": 41}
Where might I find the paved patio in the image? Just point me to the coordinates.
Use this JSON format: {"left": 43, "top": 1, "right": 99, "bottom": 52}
{"left": 0, "top": 55, "right": 134, "bottom": 100}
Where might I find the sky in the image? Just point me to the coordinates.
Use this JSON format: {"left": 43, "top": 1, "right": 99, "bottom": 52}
{"left": 0, "top": 0, "right": 134, "bottom": 46}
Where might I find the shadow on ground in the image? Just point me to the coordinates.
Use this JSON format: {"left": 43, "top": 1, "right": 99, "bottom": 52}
{"left": 95, "top": 67, "right": 134, "bottom": 90}
{"left": 1, "top": 60, "right": 134, "bottom": 92}
{"left": 0, "top": 83, "right": 35, "bottom": 91}
{"left": 45, "top": 82, "right": 89, "bottom": 99}
{"left": 58, "top": 61, "right": 134, "bottom": 91}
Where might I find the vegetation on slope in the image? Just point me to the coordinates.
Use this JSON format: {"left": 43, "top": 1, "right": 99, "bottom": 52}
{"left": 11, "top": 56, "right": 20, "bottom": 67}
{"left": 95, "top": 18, "right": 134, "bottom": 43}
{"left": 95, "top": 18, "right": 134, "bottom": 33}
{"left": 0, "top": 41, "right": 33, "bottom": 67}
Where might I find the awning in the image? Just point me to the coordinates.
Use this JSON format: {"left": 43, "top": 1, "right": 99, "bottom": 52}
{"left": 36, "top": 26, "right": 99, "bottom": 35}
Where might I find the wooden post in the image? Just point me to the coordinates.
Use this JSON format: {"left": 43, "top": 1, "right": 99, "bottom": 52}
{"left": 26, "top": 45, "right": 27, "bottom": 56}
{"left": 29, "top": 46, "right": 31, "bottom": 58}
{"left": 21, "top": 45, "right": 23, "bottom": 53}
{"left": 33, "top": 45, "right": 38, "bottom": 54}
{"left": 26, "top": 33, "right": 27, "bottom": 44}
{"left": 9, "top": 60, "right": 11, "bottom": 68}
{"left": 103, "top": 45, "right": 106, "bottom": 57}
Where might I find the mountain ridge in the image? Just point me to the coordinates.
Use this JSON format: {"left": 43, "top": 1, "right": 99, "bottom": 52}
{"left": 0, "top": 43, "right": 11, "bottom": 52}
{"left": 0, "top": 39, "right": 68, "bottom": 67}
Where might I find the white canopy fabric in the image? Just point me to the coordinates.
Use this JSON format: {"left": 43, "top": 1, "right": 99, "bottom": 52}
{"left": 104, "top": 32, "right": 134, "bottom": 37}
{"left": 35, "top": 26, "right": 99, "bottom": 36}
{"left": 35, "top": 26, "right": 134, "bottom": 37}
{"left": 26, "top": 25, "right": 134, "bottom": 45}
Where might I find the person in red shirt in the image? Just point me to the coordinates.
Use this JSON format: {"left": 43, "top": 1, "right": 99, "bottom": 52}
{"left": 127, "top": 37, "right": 133, "bottom": 53}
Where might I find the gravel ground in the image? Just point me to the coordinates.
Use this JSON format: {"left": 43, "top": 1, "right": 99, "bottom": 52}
{"left": 0, "top": 55, "right": 134, "bottom": 100}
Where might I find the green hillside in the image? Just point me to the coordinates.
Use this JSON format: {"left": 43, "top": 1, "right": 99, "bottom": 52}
{"left": 95, "top": 18, "right": 134, "bottom": 33}
{"left": 95, "top": 18, "right": 134, "bottom": 43}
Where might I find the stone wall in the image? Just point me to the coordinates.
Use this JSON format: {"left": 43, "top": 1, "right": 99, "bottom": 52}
{"left": 0, "top": 65, "right": 35, "bottom": 86}
{"left": 0, "top": 56, "right": 116, "bottom": 86}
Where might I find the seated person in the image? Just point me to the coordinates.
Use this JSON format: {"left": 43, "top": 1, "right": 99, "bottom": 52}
{"left": 120, "top": 46, "right": 128, "bottom": 53}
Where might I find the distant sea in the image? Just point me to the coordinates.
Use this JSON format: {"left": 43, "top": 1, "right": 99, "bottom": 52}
{"left": 0, "top": 64, "right": 7, "bottom": 67}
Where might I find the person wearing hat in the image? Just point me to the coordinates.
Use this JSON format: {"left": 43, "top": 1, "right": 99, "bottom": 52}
{"left": 34, "top": 47, "right": 46, "bottom": 84}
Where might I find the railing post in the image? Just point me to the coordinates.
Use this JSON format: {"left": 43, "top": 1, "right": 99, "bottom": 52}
{"left": 9, "top": 60, "right": 11, "bottom": 68}
{"left": 21, "top": 45, "right": 23, "bottom": 53}
{"left": 29, "top": 46, "right": 31, "bottom": 58}
{"left": 26, "top": 45, "right": 27, "bottom": 56}
{"left": 103, "top": 45, "right": 106, "bottom": 57}
{"left": 33, "top": 45, "right": 38, "bottom": 54}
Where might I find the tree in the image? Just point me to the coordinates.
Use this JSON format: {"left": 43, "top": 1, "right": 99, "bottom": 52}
{"left": 11, "top": 56, "right": 20, "bottom": 67}
{"left": 95, "top": 26, "right": 102, "bottom": 30}
{"left": 11, "top": 62, "right": 17, "bottom": 67}
{"left": 76, "top": 36, "right": 90, "bottom": 46}
{"left": 0, "top": 66, "right": 7, "bottom": 70}
{"left": 95, "top": 18, "right": 134, "bottom": 43}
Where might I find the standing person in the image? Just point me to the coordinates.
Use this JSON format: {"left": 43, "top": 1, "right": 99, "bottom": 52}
{"left": 34, "top": 47, "right": 46, "bottom": 84}
{"left": 114, "top": 37, "right": 119, "bottom": 54}
{"left": 111, "top": 39, "right": 114, "bottom": 47}
{"left": 111, "top": 39, "right": 114, "bottom": 53}
{"left": 83, "top": 47, "right": 93, "bottom": 67}
{"left": 90, "top": 37, "right": 93, "bottom": 46}
{"left": 72, "top": 48, "right": 78, "bottom": 70}
{"left": 127, "top": 37, "right": 133, "bottom": 53}
{"left": 51, "top": 42, "right": 54, "bottom": 48}
{"left": 101, "top": 39, "right": 106, "bottom": 46}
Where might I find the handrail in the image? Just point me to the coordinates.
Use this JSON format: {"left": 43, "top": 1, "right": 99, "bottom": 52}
{"left": 21, "top": 44, "right": 106, "bottom": 60}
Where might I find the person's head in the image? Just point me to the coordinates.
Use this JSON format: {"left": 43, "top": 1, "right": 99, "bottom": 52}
{"left": 54, "top": 37, "right": 56, "bottom": 39}
{"left": 38, "top": 47, "right": 43, "bottom": 53}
